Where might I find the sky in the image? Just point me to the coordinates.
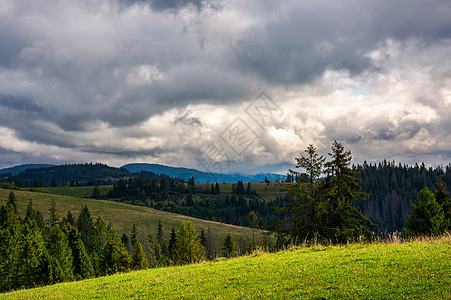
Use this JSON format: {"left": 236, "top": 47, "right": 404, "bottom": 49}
{"left": 1, "top": 0, "right": 451, "bottom": 174}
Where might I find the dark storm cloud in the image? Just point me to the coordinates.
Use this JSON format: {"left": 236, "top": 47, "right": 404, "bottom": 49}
{"left": 118, "top": 0, "right": 208, "bottom": 11}
{"left": 0, "top": 0, "right": 450, "bottom": 169}
{"left": 234, "top": 0, "right": 451, "bottom": 84}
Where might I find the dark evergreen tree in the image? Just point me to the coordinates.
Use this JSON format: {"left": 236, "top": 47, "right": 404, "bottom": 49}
{"left": 121, "top": 233, "right": 130, "bottom": 253}
{"left": 215, "top": 182, "right": 220, "bottom": 194}
{"left": 131, "top": 237, "right": 148, "bottom": 270}
{"left": 434, "top": 180, "right": 450, "bottom": 230}
{"left": 322, "top": 141, "right": 375, "bottom": 243}
{"left": 222, "top": 232, "right": 237, "bottom": 258}
{"left": 48, "top": 199, "right": 59, "bottom": 229}
{"left": 45, "top": 225, "right": 74, "bottom": 282}
{"left": 76, "top": 205, "right": 95, "bottom": 253}
{"left": 61, "top": 210, "right": 75, "bottom": 227}
{"left": 406, "top": 188, "right": 446, "bottom": 236}
{"left": 0, "top": 202, "right": 22, "bottom": 291}
{"left": 7, "top": 190, "right": 17, "bottom": 213}
{"left": 99, "top": 232, "right": 131, "bottom": 275}
{"left": 17, "top": 219, "right": 46, "bottom": 288}
{"left": 63, "top": 224, "right": 94, "bottom": 280}
{"left": 168, "top": 227, "right": 177, "bottom": 259}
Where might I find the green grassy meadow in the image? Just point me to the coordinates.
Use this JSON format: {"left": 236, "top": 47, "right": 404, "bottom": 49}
{"left": 33, "top": 186, "right": 112, "bottom": 198}
{"left": 0, "top": 188, "right": 256, "bottom": 246}
{"left": 2, "top": 235, "right": 450, "bottom": 299}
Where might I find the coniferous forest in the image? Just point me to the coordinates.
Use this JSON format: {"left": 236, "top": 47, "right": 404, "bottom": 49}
{"left": 0, "top": 192, "right": 229, "bottom": 292}
{"left": 0, "top": 142, "right": 450, "bottom": 293}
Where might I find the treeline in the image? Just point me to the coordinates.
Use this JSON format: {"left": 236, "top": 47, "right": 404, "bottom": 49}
{"left": 106, "top": 176, "right": 284, "bottom": 229}
{"left": 355, "top": 161, "right": 451, "bottom": 233}
{"left": 2, "top": 163, "right": 131, "bottom": 187}
{"left": 0, "top": 191, "right": 249, "bottom": 292}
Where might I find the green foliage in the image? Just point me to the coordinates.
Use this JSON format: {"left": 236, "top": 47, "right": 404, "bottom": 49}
{"left": 17, "top": 219, "right": 46, "bottom": 288}
{"left": 7, "top": 237, "right": 450, "bottom": 299}
{"left": 406, "top": 188, "right": 446, "bottom": 236}
{"left": 63, "top": 224, "right": 94, "bottom": 280}
{"left": 435, "top": 180, "right": 451, "bottom": 230}
{"left": 283, "top": 142, "right": 374, "bottom": 245}
{"left": 131, "top": 238, "right": 148, "bottom": 270}
{"left": 173, "top": 220, "right": 205, "bottom": 265}
{"left": 99, "top": 233, "right": 131, "bottom": 275}
{"left": 7, "top": 191, "right": 17, "bottom": 213}
{"left": 45, "top": 225, "right": 74, "bottom": 283}
{"left": 222, "top": 232, "right": 237, "bottom": 258}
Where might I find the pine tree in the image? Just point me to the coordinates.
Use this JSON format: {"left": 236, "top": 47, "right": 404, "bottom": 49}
{"left": 322, "top": 141, "right": 375, "bottom": 243}
{"left": 131, "top": 238, "right": 148, "bottom": 270}
{"left": 45, "top": 225, "right": 74, "bottom": 282}
{"left": 7, "top": 191, "right": 17, "bottom": 213}
{"left": 61, "top": 210, "right": 75, "bottom": 227}
{"left": 0, "top": 202, "right": 22, "bottom": 291}
{"left": 434, "top": 180, "right": 450, "bottom": 230}
{"left": 284, "top": 144, "right": 325, "bottom": 243}
{"left": 222, "top": 232, "right": 237, "bottom": 258}
{"left": 48, "top": 199, "right": 59, "bottom": 229}
{"left": 173, "top": 220, "right": 205, "bottom": 265}
{"left": 63, "top": 224, "right": 94, "bottom": 280}
{"left": 406, "top": 188, "right": 446, "bottom": 236}
{"left": 17, "top": 219, "right": 46, "bottom": 288}
{"left": 76, "top": 205, "right": 95, "bottom": 253}
{"left": 215, "top": 182, "right": 220, "bottom": 194}
{"left": 168, "top": 227, "right": 177, "bottom": 260}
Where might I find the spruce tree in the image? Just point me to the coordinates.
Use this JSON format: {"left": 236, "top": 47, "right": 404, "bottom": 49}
{"left": 0, "top": 202, "right": 21, "bottom": 291}
{"left": 63, "top": 224, "right": 94, "bottom": 280}
{"left": 45, "top": 225, "right": 74, "bottom": 282}
{"left": 434, "top": 180, "right": 450, "bottom": 230}
{"left": 222, "top": 232, "right": 237, "bottom": 258}
{"left": 322, "top": 141, "right": 375, "bottom": 243}
{"left": 7, "top": 191, "right": 17, "bottom": 213}
{"left": 17, "top": 219, "right": 46, "bottom": 288}
{"left": 173, "top": 220, "right": 205, "bottom": 265}
{"left": 284, "top": 144, "right": 325, "bottom": 243}
{"left": 48, "top": 199, "right": 59, "bottom": 229}
{"left": 99, "top": 229, "right": 130, "bottom": 275}
{"left": 131, "top": 238, "right": 148, "bottom": 270}
{"left": 406, "top": 188, "right": 446, "bottom": 236}
{"left": 168, "top": 227, "right": 177, "bottom": 260}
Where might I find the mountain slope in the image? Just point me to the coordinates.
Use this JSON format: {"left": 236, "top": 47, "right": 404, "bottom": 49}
{"left": 122, "top": 163, "right": 284, "bottom": 183}
{"left": 0, "top": 164, "right": 54, "bottom": 176}
{"left": 0, "top": 188, "right": 256, "bottom": 247}
{"left": 3, "top": 235, "right": 449, "bottom": 299}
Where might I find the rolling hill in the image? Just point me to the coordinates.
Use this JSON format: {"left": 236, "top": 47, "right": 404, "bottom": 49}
{"left": 2, "top": 235, "right": 449, "bottom": 299}
{"left": 0, "top": 164, "right": 54, "bottom": 176}
{"left": 0, "top": 188, "right": 257, "bottom": 247}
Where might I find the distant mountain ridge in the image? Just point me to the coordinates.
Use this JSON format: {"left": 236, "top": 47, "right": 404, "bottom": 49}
{"left": 0, "top": 162, "right": 285, "bottom": 185}
{"left": 121, "top": 163, "right": 285, "bottom": 183}
{"left": 0, "top": 164, "right": 55, "bottom": 176}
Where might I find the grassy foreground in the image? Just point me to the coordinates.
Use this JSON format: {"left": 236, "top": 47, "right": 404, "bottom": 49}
{"left": 0, "top": 188, "right": 256, "bottom": 246}
{"left": 2, "top": 235, "right": 450, "bottom": 299}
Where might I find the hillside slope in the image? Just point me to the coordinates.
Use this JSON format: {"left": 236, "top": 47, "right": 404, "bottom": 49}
{"left": 2, "top": 236, "right": 450, "bottom": 299}
{"left": 0, "top": 188, "right": 256, "bottom": 246}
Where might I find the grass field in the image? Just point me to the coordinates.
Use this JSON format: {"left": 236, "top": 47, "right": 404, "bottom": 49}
{"left": 2, "top": 235, "right": 450, "bottom": 299}
{"left": 30, "top": 181, "right": 287, "bottom": 202}
{"left": 33, "top": 186, "right": 112, "bottom": 198}
{"left": 0, "top": 188, "right": 257, "bottom": 246}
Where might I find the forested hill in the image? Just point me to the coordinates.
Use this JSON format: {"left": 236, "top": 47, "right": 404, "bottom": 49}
{"left": 355, "top": 161, "right": 451, "bottom": 233}
{"left": 0, "top": 164, "right": 55, "bottom": 176}
{"left": 1, "top": 163, "right": 133, "bottom": 187}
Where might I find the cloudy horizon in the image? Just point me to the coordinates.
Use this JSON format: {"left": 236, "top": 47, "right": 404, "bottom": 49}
{"left": 1, "top": 0, "right": 451, "bottom": 174}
